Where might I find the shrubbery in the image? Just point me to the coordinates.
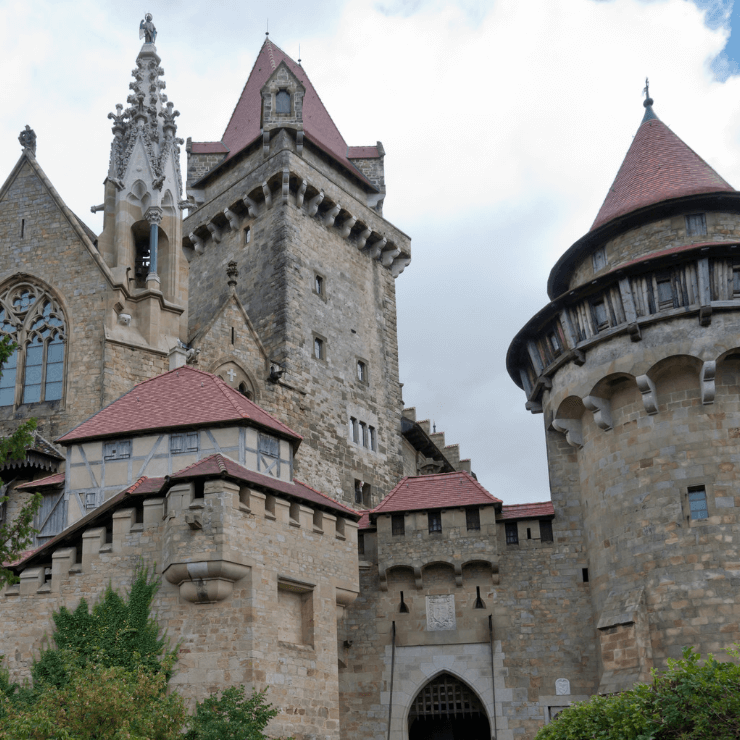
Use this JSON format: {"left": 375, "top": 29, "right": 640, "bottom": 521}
{"left": 535, "top": 646, "right": 740, "bottom": 740}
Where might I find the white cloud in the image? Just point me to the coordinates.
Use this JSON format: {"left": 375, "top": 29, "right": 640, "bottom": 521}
{"left": 0, "top": 0, "right": 738, "bottom": 502}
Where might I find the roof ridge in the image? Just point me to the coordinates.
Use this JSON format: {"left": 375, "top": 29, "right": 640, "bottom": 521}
{"left": 503, "top": 500, "right": 554, "bottom": 507}
{"left": 127, "top": 476, "right": 150, "bottom": 494}
{"left": 171, "top": 452, "right": 223, "bottom": 477}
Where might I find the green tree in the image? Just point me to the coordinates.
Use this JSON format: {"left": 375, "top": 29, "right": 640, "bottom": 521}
{"left": 535, "top": 646, "right": 740, "bottom": 740}
{"left": 0, "top": 335, "right": 43, "bottom": 587}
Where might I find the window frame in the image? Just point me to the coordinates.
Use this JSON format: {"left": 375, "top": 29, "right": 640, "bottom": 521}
{"left": 391, "top": 514, "right": 405, "bottom": 536}
{"left": 505, "top": 521, "right": 519, "bottom": 545}
{"left": 428, "top": 511, "right": 442, "bottom": 534}
{"left": 313, "top": 273, "right": 326, "bottom": 301}
{"left": 685, "top": 213, "right": 707, "bottom": 237}
{"left": 313, "top": 334, "right": 326, "bottom": 361}
{"left": 465, "top": 508, "right": 480, "bottom": 531}
{"left": 275, "top": 88, "right": 291, "bottom": 115}
{"left": 356, "top": 358, "right": 369, "bottom": 385}
{"left": 0, "top": 281, "right": 67, "bottom": 410}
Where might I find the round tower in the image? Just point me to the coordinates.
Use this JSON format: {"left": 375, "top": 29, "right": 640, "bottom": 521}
{"left": 507, "top": 93, "right": 740, "bottom": 693}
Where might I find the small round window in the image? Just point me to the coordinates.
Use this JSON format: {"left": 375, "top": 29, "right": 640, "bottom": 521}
{"left": 276, "top": 90, "right": 291, "bottom": 114}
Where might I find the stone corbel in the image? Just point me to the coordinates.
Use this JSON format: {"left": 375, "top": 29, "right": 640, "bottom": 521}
{"left": 336, "top": 587, "right": 358, "bottom": 607}
{"left": 296, "top": 180, "right": 307, "bottom": 208}
{"left": 491, "top": 562, "right": 500, "bottom": 585}
{"left": 339, "top": 216, "right": 356, "bottom": 238}
{"left": 242, "top": 195, "right": 259, "bottom": 218}
{"left": 261, "top": 181, "right": 272, "bottom": 208}
{"left": 296, "top": 130, "right": 304, "bottom": 154}
{"left": 379, "top": 566, "right": 388, "bottom": 591}
{"left": 282, "top": 168, "right": 290, "bottom": 204}
{"left": 413, "top": 565, "right": 423, "bottom": 590}
{"left": 262, "top": 130, "right": 270, "bottom": 155}
{"left": 700, "top": 361, "right": 716, "bottom": 405}
{"left": 390, "top": 256, "right": 411, "bottom": 278}
{"left": 324, "top": 202, "right": 341, "bottom": 226}
{"left": 206, "top": 222, "right": 221, "bottom": 243}
{"left": 635, "top": 374, "right": 658, "bottom": 415}
{"left": 381, "top": 246, "right": 401, "bottom": 267}
{"left": 583, "top": 395, "right": 613, "bottom": 431}
{"left": 163, "top": 560, "right": 250, "bottom": 604}
{"left": 189, "top": 232, "right": 205, "bottom": 254}
{"left": 454, "top": 564, "right": 463, "bottom": 588}
{"left": 307, "top": 190, "right": 324, "bottom": 216}
{"left": 356, "top": 227, "right": 371, "bottom": 249}
{"left": 223, "top": 207, "right": 239, "bottom": 231}
{"left": 552, "top": 418, "right": 583, "bottom": 449}
{"left": 366, "top": 237, "right": 387, "bottom": 260}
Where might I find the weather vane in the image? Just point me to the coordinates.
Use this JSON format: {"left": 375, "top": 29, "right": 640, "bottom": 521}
{"left": 642, "top": 77, "right": 653, "bottom": 108}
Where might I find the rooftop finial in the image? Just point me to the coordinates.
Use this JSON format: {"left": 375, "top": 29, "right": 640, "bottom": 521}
{"left": 298, "top": 44, "right": 302, "bottom": 65}
{"left": 266, "top": 19, "right": 269, "bottom": 37}
{"left": 227, "top": 260, "right": 239, "bottom": 289}
{"left": 18, "top": 125, "right": 37, "bottom": 154}
{"left": 643, "top": 77, "right": 653, "bottom": 108}
{"left": 139, "top": 13, "right": 157, "bottom": 44}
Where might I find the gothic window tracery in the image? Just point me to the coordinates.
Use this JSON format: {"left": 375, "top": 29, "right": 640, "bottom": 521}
{"left": 0, "top": 282, "right": 66, "bottom": 407}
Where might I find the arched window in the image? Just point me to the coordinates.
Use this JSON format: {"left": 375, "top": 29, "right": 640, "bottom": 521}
{"left": 0, "top": 282, "right": 66, "bottom": 407}
{"left": 276, "top": 89, "right": 291, "bottom": 114}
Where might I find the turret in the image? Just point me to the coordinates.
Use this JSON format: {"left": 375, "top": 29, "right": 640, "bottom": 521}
{"left": 508, "top": 88, "right": 740, "bottom": 694}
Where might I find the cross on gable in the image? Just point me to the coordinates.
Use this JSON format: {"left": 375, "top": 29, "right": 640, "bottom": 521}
{"left": 226, "top": 368, "right": 237, "bottom": 382}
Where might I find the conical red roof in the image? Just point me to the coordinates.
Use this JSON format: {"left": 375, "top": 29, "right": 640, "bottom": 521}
{"left": 591, "top": 105, "right": 734, "bottom": 231}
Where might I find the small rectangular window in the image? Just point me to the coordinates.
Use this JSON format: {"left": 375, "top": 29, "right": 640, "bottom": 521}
{"left": 505, "top": 521, "right": 519, "bottom": 545}
{"left": 428, "top": 511, "right": 442, "bottom": 534}
{"left": 592, "top": 246, "right": 607, "bottom": 272}
{"left": 244, "top": 226, "right": 251, "bottom": 244}
{"left": 392, "top": 514, "right": 405, "bottom": 536}
{"left": 733, "top": 265, "right": 740, "bottom": 295}
{"left": 591, "top": 299, "right": 608, "bottom": 330}
{"left": 360, "top": 422, "right": 368, "bottom": 447}
{"left": 314, "top": 274, "right": 324, "bottom": 296}
{"left": 582, "top": 568, "right": 589, "bottom": 583}
{"left": 540, "top": 519, "right": 553, "bottom": 543}
{"left": 354, "top": 479, "right": 363, "bottom": 504}
{"left": 466, "top": 508, "right": 480, "bottom": 531}
{"left": 549, "top": 331, "right": 562, "bottom": 357}
{"left": 358, "top": 532, "right": 365, "bottom": 556}
{"left": 258, "top": 433, "right": 280, "bottom": 458}
{"left": 688, "top": 486, "right": 709, "bottom": 520}
{"left": 103, "top": 439, "right": 131, "bottom": 461}
{"left": 357, "top": 360, "right": 367, "bottom": 383}
{"left": 351, "top": 417, "right": 359, "bottom": 444}
{"left": 686, "top": 213, "right": 707, "bottom": 236}
{"left": 368, "top": 426, "right": 376, "bottom": 451}
{"left": 656, "top": 273, "right": 675, "bottom": 309}
{"left": 314, "top": 336, "right": 324, "bottom": 360}
{"left": 170, "top": 432, "right": 198, "bottom": 454}
{"left": 85, "top": 492, "right": 97, "bottom": 510}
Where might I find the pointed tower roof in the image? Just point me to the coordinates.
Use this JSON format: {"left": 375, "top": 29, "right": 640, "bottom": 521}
{"left": 192, "top": 38, "right": 376, "bottom": 188}
{"left": 591, "top": 97, "right": 734, "bottom": 231}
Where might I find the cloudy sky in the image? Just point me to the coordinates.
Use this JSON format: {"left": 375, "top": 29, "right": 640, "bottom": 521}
{"left": 2, "top": 0, "right": 740, "bottom": 503}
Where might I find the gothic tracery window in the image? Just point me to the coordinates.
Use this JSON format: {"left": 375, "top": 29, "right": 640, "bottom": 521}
{"left": 0, "top": 282, "right": 66, "bottom": 407}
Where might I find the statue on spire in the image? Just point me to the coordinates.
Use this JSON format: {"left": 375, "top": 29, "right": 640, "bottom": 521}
{"left": 139, "top": 13, "right": 157, "bottom": 44}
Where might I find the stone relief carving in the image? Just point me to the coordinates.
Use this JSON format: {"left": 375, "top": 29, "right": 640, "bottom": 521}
{"left": 426, "top": 594, "right": 456, "bottom": 631}
{"left": 555, "top": 678, "right": 570, "bottom": 696}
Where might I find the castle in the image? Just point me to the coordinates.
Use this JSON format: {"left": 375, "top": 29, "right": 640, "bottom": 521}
{"left": 0, "top": 20, "right": 738, "bottom": 740}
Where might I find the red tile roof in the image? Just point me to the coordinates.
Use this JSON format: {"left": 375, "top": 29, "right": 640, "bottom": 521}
{"left": 56, "top": 366, "right": 301, "bottom": 445}
{"left": 372, "top": 472, "right": 501, "bottom": 517}
{"left": 169, "top": 453, "right": 357, "bottom": 518}
{"left": 499, "top": 501, "right": 555, "bottom": 520}
{"left": 16, "top": 472, "right": 65, "bottom": 490}
{"left": 348, "top": 146, "right": 380, "bottom": 159}
{"left": 591, "top": 107, "right": 733, "bottom": 231}
{"left": 357, "top": 510, "right": 373, "bottom": 530}
{"left": 190, "top": 141, "right": 229, "bottom": 154}
{"left": 194, "top": 39, "right": 374, "bottom": 189}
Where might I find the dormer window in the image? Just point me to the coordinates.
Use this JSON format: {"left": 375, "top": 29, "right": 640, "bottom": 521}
{"left": 276, "top": 89, "right": 291, "bottom": 114}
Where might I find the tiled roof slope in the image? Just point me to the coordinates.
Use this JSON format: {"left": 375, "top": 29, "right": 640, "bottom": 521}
{"left": 591, "top": 105, "right": 734, "bottom": 231}
{"left": 372, "top": 472, "right": 501, "bottom": 517}
{"left": 499, "top": 501, "right": 554, "bottom": 520}
{"left": 57, "top": 366, "right": 300, "bottom": 444}
{"left": 196, "top": 39, "right": 373, "bottom": 188}
{"left": 169, "top": 453, "right": 357, "bottom": 518}
{"left": 16, "top": 472, "right": 65, "bottom": 490}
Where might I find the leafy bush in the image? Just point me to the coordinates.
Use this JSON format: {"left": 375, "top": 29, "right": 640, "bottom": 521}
{"left": 535, "top": 646, "right": 740, "bottom": 740}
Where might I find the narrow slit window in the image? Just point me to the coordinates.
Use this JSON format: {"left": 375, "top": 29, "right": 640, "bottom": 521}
{"left": 368, "top": 426, "right": 376, "bottom": 451}
{"left": 20, "top": 219, "right": 25, "bottom": 238}
{"left": 582, "top": 568, "right": 589, "bottom": 583}
{"left": 354, "top": 479, "right": 363, "bottom": 505}
{"left": 314, "top": 336, "right": 324, "bottom": 360}
{"left": 314, "top": 274, "right": 324, "bottom": 296}
{"left": 244, "top": 226, "right": 251, "bottom": 244}
{"left": 231, "top": 327, "right": 235, "bottom": 345}
{"left": 360, "top": 422, "right": 368, "bottom": 447}
{"left": 351, "top": 417, "right": 359, "bottom": 444}
{"left": 688, "top": 486, "right": 709, "bottom": 520}
{"left": 357, "top": 532, "right": 365, "bottom": 556}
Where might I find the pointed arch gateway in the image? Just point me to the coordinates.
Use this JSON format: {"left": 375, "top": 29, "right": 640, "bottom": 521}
{"left": 408, "top": 673, "right": 491, "bottom": 740}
